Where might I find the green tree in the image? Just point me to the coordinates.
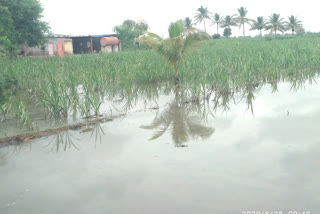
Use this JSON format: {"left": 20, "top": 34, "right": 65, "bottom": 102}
{"left": 223, "top": 27, "right": 232, "bottom": 38}
{"left": 266, "top": 13, "right": 285, "bottom": 37}
{"left": 0, "top": 0, "right": 49, "bottom": 47}
{"left": 211, "top": 13, "right": 222, "bottom": 34}
{"left": 122, "top": 19, "right": 136, "bottom": 29}
{"left": 134, "top": 20, "right": 149, "bottom": 35}
{"left": 113, "top": 24, "right": 138, "bottom": 50}
{"left": 184, "top": 17, "right": 196, "bottom": 34}
{"left": 234, "top": 7, "right": 251, "bottom": 37}
{"left": 194, "top": 6, "right": 211, "bottom": 33}
{"left": 137, "top": 20, "right": 201, "bottom": 83}
{"left": 0, "top": 6, "right": 15, "bottom": 41}
{"left": 114, "top": 20, "right": 149, "bottom": 50}
{"left": 250, "top": 16, "right": 267, "bottom": 36}
{"left": 0, "top": 6, "right": 16, "bottom": 56}
{"left": 220, "top": 15, "right": 237, "bottom": 28}
{"left": 286, "top": 16, "right": 303, "bottom": 34}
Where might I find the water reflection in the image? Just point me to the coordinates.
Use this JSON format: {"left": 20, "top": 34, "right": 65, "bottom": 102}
{"left": 44, "top": 131, "right": 79, "bottom": 152}
{"left": 89, "top": 123, "right": 105, "bottom": 147}
{"left": 0, "top": 73, "right": 319, "bottom": 151}
{"left": 141, "top": 87, "right": 215, "bottom": 147}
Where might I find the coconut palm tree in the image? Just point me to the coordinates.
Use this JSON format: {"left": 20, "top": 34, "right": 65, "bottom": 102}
{"left": 250, "top": 16, "right": 267, "bottom": 36}
{"left": 136, "top": 20, "right": 200, "bottom": 84}
{"left": 194, "top": 6, "right": 211, "bottom": 33}
{"left": 211, "top": 13, "right": 222, "bottom": 34}
{"left": 220, "top": 15, "right": 237, "bottom": 29}
{"left": 234, "top": 7, "right": 252, "bottom": 37}
{"left": 265, "top": 13, "right": 285, "bottom": 37}
{"left": 286, "top": 16, "right": 303, "bottom": 34}
{"left": 184, "top": 17, "right": 196, "bottom": 34}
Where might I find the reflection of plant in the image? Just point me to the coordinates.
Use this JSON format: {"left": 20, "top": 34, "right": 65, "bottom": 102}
{"left": 241, "top": 84, "right": 261, "bottom": 115}
{"left": 0, "top": 103, "right": 11, "bottom": 121}
{"left": 90, "top": 124, "right": 105, "bottom": 147}
{"left": 45, "top": 131, "right": 79, "bottom": 152}
{"left": 141, "top": 87, "right": 214, "bottom": 147}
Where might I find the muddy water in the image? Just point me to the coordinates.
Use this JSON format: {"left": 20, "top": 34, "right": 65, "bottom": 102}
{"left": 0, "top": 80, "right": 320, "bottom": 214}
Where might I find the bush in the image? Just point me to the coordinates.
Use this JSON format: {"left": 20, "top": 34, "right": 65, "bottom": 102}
{"left": 223, "top": 28, "right": 232, "bottom": 38}
{"left": 265, "top": 35, "right": 273, "bottom": 41}
{"left": 212, "top": 34, "right": 221, "bottom": 39}
{"left": 0, "top": 70, "right": 17, "bottom": 104}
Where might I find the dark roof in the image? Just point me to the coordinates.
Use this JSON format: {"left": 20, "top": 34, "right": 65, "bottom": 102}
{"left": 92, "top": 34, "right": 117, "bottom": 38}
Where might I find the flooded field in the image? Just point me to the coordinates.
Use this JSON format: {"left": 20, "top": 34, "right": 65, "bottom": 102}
{"left": 1, "top": 79, "right": 319, "bottom": 214}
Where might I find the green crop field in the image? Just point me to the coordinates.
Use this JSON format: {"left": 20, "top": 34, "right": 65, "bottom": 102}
{"left": 1, "top": 36, "right": 320, "bottom": 130}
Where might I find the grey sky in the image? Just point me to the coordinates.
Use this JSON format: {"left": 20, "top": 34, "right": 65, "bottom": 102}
{"left": 40, "top": 0, "right": 319, "bottom": 37}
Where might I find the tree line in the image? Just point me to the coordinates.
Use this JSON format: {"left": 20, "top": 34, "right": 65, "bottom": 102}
{"left": 192, "top": 6, "right": 304, "bottom": 38}
{"left": 113, "top": 6, "right": 305, "bottom": 51}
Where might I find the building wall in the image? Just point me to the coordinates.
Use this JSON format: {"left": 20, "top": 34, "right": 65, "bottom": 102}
{"left": 71, "top": 37, "right": 93, "bottom": 54}
{"left": 64, "top": 39, "right": 73, "bottom": 55}
{"left": 101, "top": 45, "right": 121, "bottom": 53}
{"left": 18, "top": 38, "right": 73, "bottom": 57}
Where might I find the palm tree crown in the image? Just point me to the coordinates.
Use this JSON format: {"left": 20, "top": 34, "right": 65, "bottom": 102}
{"left": 194, "top": 6, "right": 211, "bottom": 33}
{"left": 183, "top": 17, "right": 196, "bottom": 34}
{"left": 234, "top": 7, "right": 251, "bottom": 37}
{"left": 220, "top": 15, "right": 237, "bottom": 28}
{"left": 266, "top": 13, "right": 285, "bottom": 37}
{"left": 184, "top": 17, "right": 193, "bottom": 29}
{"left": 211, "top": 13, "right": 222, "bottom": 34}
{"left": 286, "top": 16, "right": 303, "bottom": 34}
{"left": 250, "top": 16, "right": 267, "bottom": 36}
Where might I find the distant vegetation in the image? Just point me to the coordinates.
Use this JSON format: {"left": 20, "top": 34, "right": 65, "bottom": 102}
{"left": 113, "top": 19, "right": 149, "bottom": 51}
{"left": 114, "top": 5, "right": 306, "bottom": 50}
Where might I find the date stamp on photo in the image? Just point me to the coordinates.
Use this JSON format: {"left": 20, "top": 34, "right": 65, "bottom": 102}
{"left": 241, "top": 211, "right": 311, "bottom": 214}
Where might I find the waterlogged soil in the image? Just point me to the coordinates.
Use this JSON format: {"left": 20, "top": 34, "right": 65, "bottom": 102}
{"left": 1, "top": 80, "right": 320, "bottom": 214}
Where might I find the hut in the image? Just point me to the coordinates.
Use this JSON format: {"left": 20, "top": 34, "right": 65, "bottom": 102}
{"left": 70, "top": 36, "right": 93, "bottom": 54}
{"left": 19, "top": 35, "right": 73, "bottom": 57}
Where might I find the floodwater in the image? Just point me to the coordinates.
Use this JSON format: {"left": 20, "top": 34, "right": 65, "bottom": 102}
{"left": 1, "top": 80, "right": 320, "bottom": 214}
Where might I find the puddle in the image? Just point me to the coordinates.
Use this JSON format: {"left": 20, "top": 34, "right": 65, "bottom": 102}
{"left": 0, "top": 79, "right": 320, "bottom": 213}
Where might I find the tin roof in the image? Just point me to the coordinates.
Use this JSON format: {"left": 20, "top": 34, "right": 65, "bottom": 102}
{"left": 92, "top": 34, "right": 117, "bottom": 38}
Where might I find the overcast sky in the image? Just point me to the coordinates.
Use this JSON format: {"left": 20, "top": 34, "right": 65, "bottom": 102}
{"left": 39, "top": 0, "right": 319, "bottom": 38}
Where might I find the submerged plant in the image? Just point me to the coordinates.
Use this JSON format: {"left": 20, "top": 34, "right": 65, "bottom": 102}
{"left": 13, "top": 101, "right": 35, "bottom": 130}
{"left": 0, "top": 103, "right": 11, "bottom": 121}
{"left": 137, "top": 20, "right": 201, "bottom": 84}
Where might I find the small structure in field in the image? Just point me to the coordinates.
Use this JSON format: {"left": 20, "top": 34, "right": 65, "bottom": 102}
{"left": 100, "top": 37, "right": 121, "bottom": 53}
{"left": 19, "top": 35, "right": 73, "bottom": 57}
{"left": 70, "top": 36, "right": 93, "bottom": 54}
{"left": 18, "top": 34, "right": 120, "bottom": 56}
{"left": 70, "top": 34, "right": 120, "bottom": 54}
